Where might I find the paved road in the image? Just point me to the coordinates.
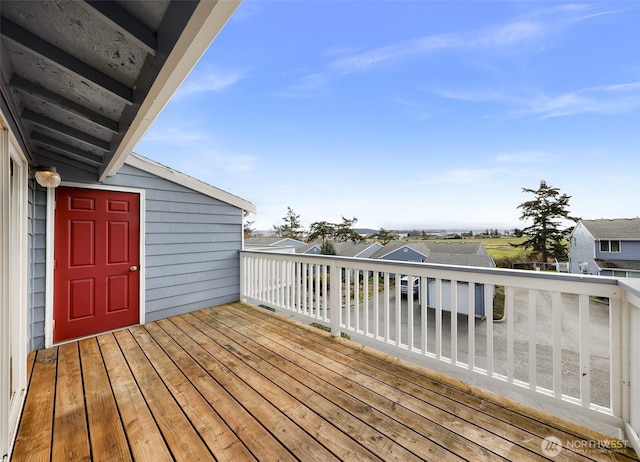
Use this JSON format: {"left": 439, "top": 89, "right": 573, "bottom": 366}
{"left": 348, "top": 288, "right": 611, "bottom": 407}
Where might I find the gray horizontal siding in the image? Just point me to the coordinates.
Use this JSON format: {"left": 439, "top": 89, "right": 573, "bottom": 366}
{"left": 105, "top": 164, "right": 244, "bottom": 320}
{"left": 146, "top": 231, "right": 239, "bottom": 245}
{"left": 26, "top": 163, "right": 247, "bottom": 352}
{"left": 29, "top": 182, "right": 47, "bottom": 351}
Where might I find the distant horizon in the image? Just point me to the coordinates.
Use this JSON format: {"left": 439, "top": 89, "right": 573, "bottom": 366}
{"left": 252, "top": 226, "right": 519, "bottom": 235}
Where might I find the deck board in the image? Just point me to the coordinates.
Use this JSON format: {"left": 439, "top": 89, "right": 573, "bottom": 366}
{"left": 97, "top": 333, "right": 173, "bottom": 462}
{"left": 80, "top": 337, "right": 132, "bottom": 462}
{"left": 11, "top": 302, "right": 639, "bottom": 462}
{"left": 52, "top": 343, "right": 90, "bottom": 461}
{"left": 12, "top": 349, "right": 57, "bottom": 461}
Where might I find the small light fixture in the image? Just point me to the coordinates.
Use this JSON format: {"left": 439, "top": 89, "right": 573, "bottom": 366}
{"left": 34, "top": 166, "right": 61, "bottom": 188}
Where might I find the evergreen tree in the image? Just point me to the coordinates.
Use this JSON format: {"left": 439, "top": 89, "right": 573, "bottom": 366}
{"left": 273, "top": 206, "right": 303, "bottom": 239}
{"left": 515, "top": 180, "right": 579, "bottom": 262}
{"left": 320, "top": 240, "right": 337, "bottom": 255}
{"left": 375, "top": 228, "right": 395, "bottom": 245}
{"left": 243, "top": 219, "right": 255, "bottom": 238}
{"left": 307, "top": 221, "right": 336, "bottom": 243}
{"left": 335, "top": 216, "right": 362, "bottom": 242}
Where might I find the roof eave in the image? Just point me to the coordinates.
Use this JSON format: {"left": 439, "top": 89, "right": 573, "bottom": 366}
{"left": 100, "top": 0, "right": 240, "bottom": 181}
{"left": 125, "top": 152, "right": 256, "bottom": 213}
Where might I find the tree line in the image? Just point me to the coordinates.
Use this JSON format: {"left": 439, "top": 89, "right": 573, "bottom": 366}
{"left": 245, "top": 181, "right": 579, "bottom": 262}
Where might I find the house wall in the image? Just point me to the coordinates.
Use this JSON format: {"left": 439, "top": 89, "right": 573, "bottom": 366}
{"left": 104, "top": 165, "right": 243, "bottom": 322}
{"left": 569, "top": 222, "right": 597, "bottom": 275}
{"left": 29, "top": 182, "right": 47, "bottom": 350}
{"left": 425, "top": 280, "right": 486, "bottom": 317}
{"left": 595, "top": 240, "right": 640, "bottom": 260}
{"left": 357, "top": 244, "right": 383, "bottom": 259}
{"left": 27, "top": 164, "right": 244, "bottom": 349}
{"left": 380, "top": 247, "right": 427, "bottom": 263}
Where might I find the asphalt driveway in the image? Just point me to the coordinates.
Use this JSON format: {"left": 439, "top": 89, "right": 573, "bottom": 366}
{"left": 351, "top": 288, "right": 611, "bottom": 407}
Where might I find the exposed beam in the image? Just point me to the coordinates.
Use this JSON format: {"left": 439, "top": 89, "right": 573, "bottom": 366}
{"left": 0, "top": 71, "right": 33, "bottom": 162}
{"left": 85, "top": 1, "right": 157, "bottom": 55}
{"left": 30, "top": 132, "right": 103, "bottom": 167}
{"left": 10, "top": 76, "right": 119, "bottom": 133}
{"left": 34, "top": 149, "right": 99, "bottom": 176}
{"left": 100, "top": 0, "right": 242, "bottom": 180}
{"left": 22, "top": 109, "right": 110, "bottom": 151}
{"left": 1, "top": 17, "right": 133, "bottom": 104}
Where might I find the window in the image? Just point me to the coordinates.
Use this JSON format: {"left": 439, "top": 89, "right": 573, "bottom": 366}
{"left": 599, "top": 240, "right": 621, "bottom": 252}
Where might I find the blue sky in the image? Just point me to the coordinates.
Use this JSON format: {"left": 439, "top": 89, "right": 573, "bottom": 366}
{"left": 134, "top": 1, "right": 640, "bottom": 231}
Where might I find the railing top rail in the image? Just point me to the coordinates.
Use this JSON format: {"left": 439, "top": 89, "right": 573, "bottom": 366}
{"left": 240, "top": 248, "right": 619, "bottom": 287}
{"left": 618, "top": 278, "right": 640, "bottom": 309}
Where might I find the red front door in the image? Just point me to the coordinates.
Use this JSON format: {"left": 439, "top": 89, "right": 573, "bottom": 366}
{"left": 54, "top": 187, "right": 140, "bottom": 342}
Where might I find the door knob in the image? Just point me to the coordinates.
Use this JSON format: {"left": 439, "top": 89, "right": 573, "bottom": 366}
{"left": 130, "top": 265, "right": 138, "bottom": 272}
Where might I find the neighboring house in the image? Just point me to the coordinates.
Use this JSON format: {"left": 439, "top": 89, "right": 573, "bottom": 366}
{"left": 569, "top": 218, "right": 640, "bottom": 278}
{"left": 371, "top": 241, "right": 432, "bottom": 262}
{"left": 332, "top": 241, "right": 383, "bottom": 258}
{"left": 424, "top": 241, "right": 488, "bottom": 255}
{"left": 370, "top": 240, "right": 490, "bottom": 262}
{"left": 1, "top": 1, "right": 247, "bottom": 456}
{"left": 371, "top": 241, "right": 493, "bottom": 317}
{"left": 424, "top": 253, "right": 495, "bottom": 268}
{"left": 423, "top": 252, "right": 496, "bottom": 317}
{"left": 296, "top": 242, "right": 322, "bottom": 255}
{"left": 245, "top": 237, "right": 308, "bottom": 250}
{"left": 294, "top": 241, "right": 383, "bottom": 257}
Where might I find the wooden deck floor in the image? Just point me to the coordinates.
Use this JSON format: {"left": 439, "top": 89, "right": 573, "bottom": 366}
{"left": 12, "top": 302, "right": 638, "bottom": 461}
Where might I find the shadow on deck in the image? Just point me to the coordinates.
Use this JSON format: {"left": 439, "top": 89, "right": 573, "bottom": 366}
{"left": 11, "top": 302, "right": 638, "bottom": 461}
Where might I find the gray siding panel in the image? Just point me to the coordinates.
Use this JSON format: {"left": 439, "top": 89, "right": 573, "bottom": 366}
{"left": 26, "top": 162, "right": 246, "bottom": 352}
{"left": 596, "top": 240, "right": 640, "bottom": 260}
{"left": 104, "top": 164, "right": 244, "bottom": 320}
{"left": 382, "top": 248, "right": 428, "bottom": 262}
{"left": 29, "top": 182, "right": 47, "bottom": 351}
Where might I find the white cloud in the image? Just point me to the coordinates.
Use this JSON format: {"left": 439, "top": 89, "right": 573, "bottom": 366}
{"left": 329, "top": 34, "right": 459, "bottom": 74}
{"left": 475, "top": 20, "right": 544, "bottom": 48}
{"left": 493, "top": 151, "right": 554, "bottom": 163}
{"left": 137, "top": 125, "right": 257, "bottom": 175}
{"left": 140, "top": 127, "right": 209, "bottom": 144}
{"left": 510, "top": 82, "right": 640, "bottom": 119}
{"left": 286, "top": 4, "right": 623, "bottom": 95}
{"left": 435, "top": 81, "right": 640, "bottom": 119}
{"left": 175, "top": 68, "right": 245, "bottom": 98}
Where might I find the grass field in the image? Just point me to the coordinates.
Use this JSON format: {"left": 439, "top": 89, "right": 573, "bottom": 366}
{"left": 430, "top": 236, "right": 530, "bottom": 261}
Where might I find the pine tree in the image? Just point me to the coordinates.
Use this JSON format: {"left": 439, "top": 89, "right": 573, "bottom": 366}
{"left": 516, "top": 180, "right": 579, "bottom": 262}
{"left": 273, "top": 206, "right": 303, "bottom": 239}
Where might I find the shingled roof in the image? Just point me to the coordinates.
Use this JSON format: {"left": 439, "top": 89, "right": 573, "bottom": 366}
{"left": 580, "top": 218, "right": 640, "bottom": 239}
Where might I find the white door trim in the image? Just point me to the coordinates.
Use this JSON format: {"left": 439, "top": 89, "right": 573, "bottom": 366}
{"left": 44, "top": 182, "right": 146, "bottom": 348}
{"left": 0, "top": 120, "right": 29, "bottom": 460}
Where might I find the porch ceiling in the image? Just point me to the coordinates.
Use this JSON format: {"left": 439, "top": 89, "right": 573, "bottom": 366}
{"left": 0, "top": 0, "right": 237, "bottom": 181}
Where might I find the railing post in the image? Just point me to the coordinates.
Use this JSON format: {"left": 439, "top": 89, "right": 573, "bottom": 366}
{"left": 330, "top": 258, "right": 341, "bottom": 337}
{"left": 239, "top": 251, "right": 246, "bottom": 302}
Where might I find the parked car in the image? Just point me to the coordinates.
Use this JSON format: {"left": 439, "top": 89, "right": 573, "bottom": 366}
{"left": 400, "top": 276, "right": 420, "bottom": 298}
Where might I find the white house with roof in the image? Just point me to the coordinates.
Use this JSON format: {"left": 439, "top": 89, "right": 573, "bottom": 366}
{"left": 244, "top": 237, "right": 307, "bottom": 255}
{"left": 370, "top": 241, "right": 495, "bottom": 317}
{"left": 569, "top": 218, "right": 640, "bottom": 278}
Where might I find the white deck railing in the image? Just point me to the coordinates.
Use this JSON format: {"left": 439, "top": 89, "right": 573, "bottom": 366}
{"left": 240, "top": 249, "right": 640, "bottom": 451}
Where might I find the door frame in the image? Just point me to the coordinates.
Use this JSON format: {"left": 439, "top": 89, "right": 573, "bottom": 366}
{"left": 44, "top": 182, "right": 146, "bottom": 348}
{"left": 0, "top": 123, "right": 28, "bottom": 460}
